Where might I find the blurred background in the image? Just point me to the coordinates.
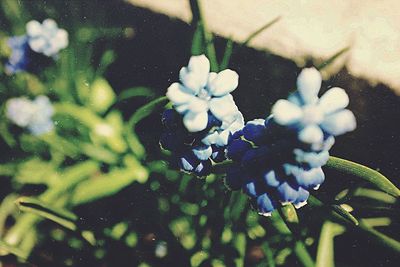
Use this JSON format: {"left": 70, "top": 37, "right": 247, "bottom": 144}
{"left": 0, "top": 0, "right": 399, "bottom": 266}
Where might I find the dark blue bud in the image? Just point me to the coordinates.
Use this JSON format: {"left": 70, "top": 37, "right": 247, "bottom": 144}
{"left": 255, "top": 193, "right": 276, "bottom": 215}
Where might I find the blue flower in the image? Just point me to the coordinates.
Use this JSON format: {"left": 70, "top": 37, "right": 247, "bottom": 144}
{"left": 225, "top": 68, "right": 357, "bottom": 216}
{"left": 26, "top": 19, "right": 68, "bottom": 57}
{"left": 166, "top": 55, "right": 240, "bottom": 132}
{"left": 6, "top": 95, "right": 54, "bottom": 136}
{"left": 5, "top": 36, "right": 30, "bottom": 74}
{"left": 271, "top": 67, "right": 356, "bottom": 148}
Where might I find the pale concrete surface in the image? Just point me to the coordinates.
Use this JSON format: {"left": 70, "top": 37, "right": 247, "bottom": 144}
{"left": 127, "top": 0, "right": 400, "bottom": 94}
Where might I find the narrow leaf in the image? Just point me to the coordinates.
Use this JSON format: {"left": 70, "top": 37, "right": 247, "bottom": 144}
{"left": 16, "top": 197, "right": 77, "bottom": 231}
{"left": 118, "top": 87, "right": 154, "bottom": 101}
{"left": 317, "top": 47, "right": 350, "bottom": 70}
{"left": 242, "top": 16, "right": 281, "bottom": 47}
{"left": 326, "top": 156, "right": 400, "bottom": 197}
{"left": 316, "top": 221, "right": 345, "bottom": 267}
{"left": 219, "top": 38, "right": 234, "bottom": 70}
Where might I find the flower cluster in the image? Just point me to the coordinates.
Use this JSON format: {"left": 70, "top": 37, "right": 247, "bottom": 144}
{"left": 6, "top": 95, "right": 54, "bottom": 135}
{"left": 161, "top": 55, "right": 244, "bottom": 176}
{"left": 6, "top": 19, "right": 68, "bottom": 74}
{"left": 225, "top": 68, "right": 356, "bottom": 216}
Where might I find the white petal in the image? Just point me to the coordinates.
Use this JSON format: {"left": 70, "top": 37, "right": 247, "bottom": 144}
{"left": 297, "top": 67, "right": 322, "bottom": 104}
{"left": 188, "top": 97, "right": 209, "bottom": 113}
{"left": 42, "top": 19, "right": 57, "bottom": 31}
{"left": 188, "top": 54, "right": 210, "bottom": 73}
{"left": 55, "top": 29, "right": 68, "bottom": 49}
{"left": 192, "top": 146, "right": 212, "bottom": 160}
{"left": 298, "top": 125, "right": 323, "bottom": 144}
{"left": 26, "top": 20, "right": 42, "bottom": 37}
{"left": 271, "top": 99, "right": 302, "bottom": 125}
{"left": 29, "top": 37, "right": 46, "bottom": 53}
{"left": 183, "top": 111, "right": 208, "bottom": 132}
{"left": 321, "top": 109, "right": 356, "bottom": 136}
{"left": 208, "top": 69, "right": 239, "bottom": 96}
{"left": 166, "top": 83, "right": 193, "bottom": 105}
{"left": 202, "top": 131, "right": 219, "bottom": 146}
{"left": 207, "top": 72, "right": 218, "bottom": 85}
{"left": 179, "top": 55, "right": 210, "bottom": 93}
{"left": 318, "top": 87, "right": 349, "bottom": 115}
{"left": 209, "top": 94, "right": 238, "bottom": 122}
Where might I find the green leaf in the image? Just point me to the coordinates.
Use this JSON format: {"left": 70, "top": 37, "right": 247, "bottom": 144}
{"left": 331, "top": 204, "right": 359, "bottom": 226}
{"left": 191, "top": 22, "right": 205, "bottom": 56}
{"left": 124, "top": 96, "right": 168, "bottom": 158}
{"left": 316, "top": 221, "right": 345, "bottom": 267}
{"left": 326, "top": 156, "right": 400, "bottom": 197}
{"left": 15, "top": 197, "right": 78, "bottom": 231}
{"left": 294, "top": 241, "right": 315, "bottom": 267}
{"left": 71, "top": 164, "right": 148, "bottom": 205}
{"left": 89, "top": 78, "right": 116, "bottom": 113}
{"left": 317, "top": 47, "right": 350, "bottom": 70}
{"left": 279, "top": 204, "right": 299, "bottom": 224}
{"left": 80, "top": 143, "right": 119, "bottom": 164}
{"left": 219, "top": 38, "right": 234, "bottom": 70}
{"left": 261, "top": 241, "right": 276, "bottom": 267}
{"left": 358, "top": 220, "right": 400, "bottom": 253}
{"left": 242, "top": 16, "right": 281, "bottom": 47}
{"left": 0, "top": 239, "right": 28, "bottom": 260}
{"left": 117, "top": 86, "right": 155, "bottom": 102}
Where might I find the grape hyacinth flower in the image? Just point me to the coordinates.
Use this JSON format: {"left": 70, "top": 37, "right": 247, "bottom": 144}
{"left": 5, "top": 19, "right": 68, "bottom": 74}
{"left": 161, "top": 55, "right": 243, "bottom": 176}
{"left": 6, "top": 95, "right": 54, "bottom": 136}
{"left": 26, "top": 19, "right": 68, "bottom": 57}
{"left": 225, "top": 67, "right": 356, "bottom": 216}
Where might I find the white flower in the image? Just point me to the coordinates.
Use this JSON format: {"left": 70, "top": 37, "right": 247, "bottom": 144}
{"left": 26, "top": 19, "right": 68, "bottom": 57}
{"left": 166, "top": 55, "right": 240, "bottom": 132}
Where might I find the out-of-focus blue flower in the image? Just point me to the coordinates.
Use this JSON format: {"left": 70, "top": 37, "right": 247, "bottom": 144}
{"left": 6, "top": 95, "right": 54, "bottom": 135}
{"left": 167, "top": 55, "right": 240, "bottom": 132}
{"left": 26, "top": 19, "right": 68, "bottom": 57}
{"left": 5, "top": 36, "right": 30, "bottom": 74}
{"left": 225, "top": 67, "right": 356, "bottom": 216}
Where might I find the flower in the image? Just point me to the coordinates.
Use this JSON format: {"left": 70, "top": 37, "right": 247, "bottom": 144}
{"left": 5, "top": 36, "right": 30, "bottom": 74}
{"left": 166, "top": 55, "right": 240, "bottom": 132}
{"left": 225, "top": 67, "right": 356, "bottom": 216}
{"left": 271, "top": 67, "right": 356, "bottom": 148}
{"left": 26, "top": 19, "right": 68, "bottom": 57}
{"left": 6, "top": 95, "right": 54, "bottom": 135}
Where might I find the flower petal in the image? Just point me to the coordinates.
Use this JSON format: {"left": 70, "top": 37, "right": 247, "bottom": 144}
{"left": 321, "top": 109, "right": 356, "bottom": 136}
{"left": 271, "top": 99, "right": 302, "bottom": 125}
{"left": 297, "top": 67, "right": 322, "bottom": 104}
{"left": 298, "top": 125, "right": 323, "bottom": 144}
{"left": 318, "top": 87, "right": 349, "bottom": 115}
{"left": 179, "top": 55, "right": 210, "bottom": 94}
{"left": 192, "top": 145, "right": 212, "bottom": 161}
{"left": 256, "top": 193, "right": 276, "bottom": 215}
{"left": 166, "top": 82, "right": 194, "bottom": 106}
{"left": 26, "top": 20, "right": 42, "bottom": 37}
{"left": 208, "top": 69, "right": 239, "bottom": 96}
{"left": 209, "top": 94, "right": 238, "bottom": 122}
{"left": 183, "top": 111, "right": 208, "bottom": 132}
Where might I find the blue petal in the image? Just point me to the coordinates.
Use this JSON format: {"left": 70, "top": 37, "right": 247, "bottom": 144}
{"left": 226, "top": 139, "right": 252, "bottom": 161}
{"left": 211, "top": 145, "right": 226, "bottom": 162}
{"left": 225, "top": 166, "right": 245, "bottom": 190}
{"left": 277, "top": 182, "right": 298, "bottom": 204}
{"left": 293, "top": 187, "right": 310, "bottom": 208}
{"left": 294, "top": 167, "right": 325, "bottom": 190}
{"left": 243, "top": 119, "right": 266, "bottom": 144}
{"left": 256, "top": 193, "right": 276, "bottom": 215}
{"left": 194, "top": 159, "right": 212, "bottom": 177}
{"left": 244, "top": 181, "right": 258, "bottom": 198}
{"left": 263, "top": 170, "right": 281, "bottom": 187}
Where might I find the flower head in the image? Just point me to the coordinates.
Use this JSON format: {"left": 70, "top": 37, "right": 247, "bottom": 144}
{"left": 6, "top": 95, "right": 54, "bottom": 135}
{"left": 167, "top": 55, "right": 240, "bottom": 132}
{"left": 26, "top": 19, "right": 68, "bottom": 57}
{"left": 225, "top": 67, "right": 356, "bottom": 216}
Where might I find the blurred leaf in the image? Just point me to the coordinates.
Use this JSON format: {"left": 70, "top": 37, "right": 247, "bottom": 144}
{"left": 0, "top": 120, "right": 16, "bottom": 147}
{"left": 191, "top": 251, "right": 209, "bottom": 267}
{"left": 117, "top": 86, "right": 155, "bottom": 102}
{"left": 96, "top": 50, "right": 116, "bottom": 77}
{"left": 261, "top": 241, "right": 276, "bottom": 267}
{"left": 326, "top": 156, "right": 400, "bottom": 197}
{"left": 361, "top": 217, "right": 391, "bottom": 227}
{"left": 279, "top": 204, "right": 299, "bottom": 224}
{"left": 0, "top": 194, "right": 17, "bottom": 235}
{"left": 233, "top": 233, "right": 246, "bottom": 267}
{"left": 15, "top": 158, "right": 58, "bottom": 186}
{"left": 55, "top": 103, "right": 103, "bottom": 129}
{"left": 16, "top": 197, "right": 78, "bottom": 231}
{"left": 71, "top": 163, "right": 148, "bottom": 205}
{"left": 80, "top": 142, "right": 119, "bottom": 164}
{"left": 316, "top": 221, "right": 345, "bottom": 267}
{"left": 0, "top": 162, "right": 17, "bottom": 176}
{"left": 0, "top": 239, "right": 28, "bottom": 261}
{"left": 89, "top": 78, "right": 116, "bottom": 114}
{"left": 125, "top": 96, "right": 168, "bottom": 158}
{"left": 353, "top": 188, "right": 397, "bottom": 204}
{"left": 294, "top": 241, "right": 315, "bottom": 267}
{"left": 330, "top": 204, "right": 359, "bottom": 226}
{"left": 358, "top": 220, "right": 400, "bottom": 253}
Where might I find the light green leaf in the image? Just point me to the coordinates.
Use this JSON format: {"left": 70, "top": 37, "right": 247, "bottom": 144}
{"left": 326, "top": 156, "right": 400, "bottom": 197}
{"left": 89, "top": 78, "right": 116, "bottom": 113}
{"left": 317, "top": 47, "right": 350, "bottom": 70}
{"left": 15, "top": 197, "right": 78, "bottom": 231}
{"left": 118, "top": 86, "right": 155, "bottom": 102}
{"left": 316, "top": 221, "right": 345, "bottom": 267}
